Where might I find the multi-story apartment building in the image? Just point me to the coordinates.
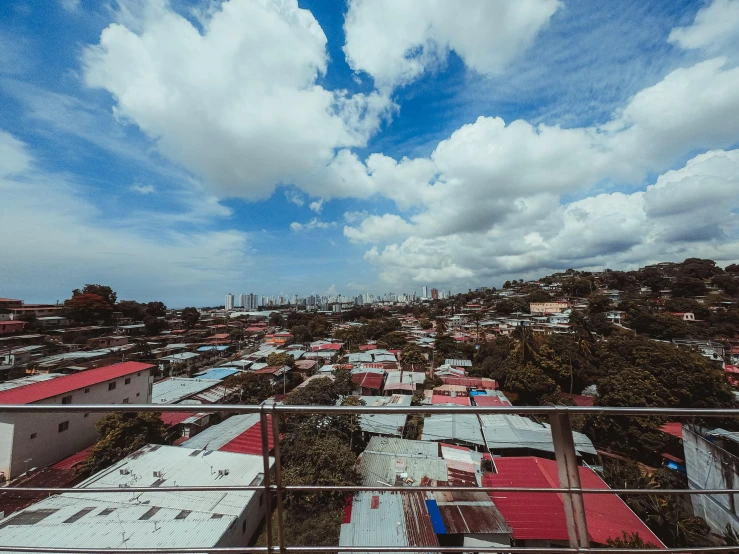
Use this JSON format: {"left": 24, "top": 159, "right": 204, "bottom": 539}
{"left": 0, "top": 361, "right": 153, "bottom": 480}
{"left": 225, "top": 293, "right": 235, "bottom": 310}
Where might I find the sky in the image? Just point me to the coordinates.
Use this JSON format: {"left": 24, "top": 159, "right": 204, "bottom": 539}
{"left": 1, "top": 0, "right": 739, "bottom": 307}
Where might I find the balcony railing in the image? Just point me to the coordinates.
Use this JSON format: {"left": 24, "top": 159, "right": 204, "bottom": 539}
{"left": 2, "top": 403, "right": 739, "bottom": 554}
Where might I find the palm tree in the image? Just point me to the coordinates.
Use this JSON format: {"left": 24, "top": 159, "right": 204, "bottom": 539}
{"left": 435, "top": 317, "right": 447, "bottom": 335}
{"left": 512, "top": 324, "right": 538, "bottom": 364}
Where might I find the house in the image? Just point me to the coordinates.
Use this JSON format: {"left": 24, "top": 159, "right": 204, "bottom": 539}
{"left": 384, "top": 371, "right": 425, "bottom": 394}
{"left": 352, "top": 372, "right": 384, "bottom": 395}
{"left": 151, "top": 377, "right": 234, "bottom": 404}
{"left": 0, "top": 444, "right": 273, "bottom": 549}
{"left": 357, "top": 394, "right": 411, "bottom": 437}
{"left": 683, "top": 425, "right": 739, "bottom": 534}
{"left": 483, "top": 457, "right": 664, "bottom": 548}
{"left": 86, "top": 335, "right": 129, "bottom": 349}
{"left": 0, "top": 320, "right": 25, "bottom": 335}
{"left": 0, "top": 361, "right": 153, "bottom": 480}
{"left": 36, "top": 316, "right": 69, "bottom": 328}
{"left": 182, "top": 413, "right": 274, "bottom": 456}
{"left": 529, "top": 302, "right": 569, "bottom": 315}
{"left": 668, "top": 312, "right": 696, "bottom": 321}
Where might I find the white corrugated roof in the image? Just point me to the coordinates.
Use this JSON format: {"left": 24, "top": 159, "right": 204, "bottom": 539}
{"left": 180, "top": 414, "right": 260, "bottom": 450}
{"left": 151, "top": 377, "right": 221, "bottom": 404}
{"left": 420, "top": 413, "right": 485, "bottom": 445}
{"left": 479, "top": 414, "right": 596, "bottom": 456}
{"left": 340, "top": 492, "right": 408, "bottom": 549}
{"left": 0, "top": 444, "right": 273, "bottom": 550}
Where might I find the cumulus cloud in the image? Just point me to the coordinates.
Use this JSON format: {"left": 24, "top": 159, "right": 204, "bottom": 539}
{"left": 343, "top": 0, "right": 561, "bottom": 89}
{"left": 82, "top": 0, "right": 394, "bottom": 199}
{"left": 285, "top": 189, "right": 305, "bottom": 206}
{"left": 60, "top": 0, "right": 80, "bottom": 12}
{"left": 668, "top": 0, "right": 739, "bottom": 51}
{"left": 290, "top": 218, "right": 335, "bottom": 232}
{"left": 309, "top": 198, "right": 324, "bottom": 213}
{"left": 359, "top": 149, "right": 739, "bottom": 287}
{"left": 344, "top": 214, "right": 414, "bottom": 243}
{"left": 0, "top": 129, "right": 253, "bottom": 305}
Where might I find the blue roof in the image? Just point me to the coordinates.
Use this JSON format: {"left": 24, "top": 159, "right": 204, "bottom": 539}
{"left": 425, "top": 499, "right": 446, "bottom": 534}
{"left": 196, "top": 345, "right": 231, "bottom": 352}
{"left": 194, "top": 368, "right": 240, "bottom": 381}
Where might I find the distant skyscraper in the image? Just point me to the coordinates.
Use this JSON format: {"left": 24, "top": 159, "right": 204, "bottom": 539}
{"left": 422, "top": 286, "right": 428, "bottom": 299}
{"left": 431, "top": 288, "right": 439, "bottom": 300}
{"left": 225, "top": 293, "right": 234, "bottom": 311}
{"left": 238, "top": 293, "right": 246, "bottom": 308}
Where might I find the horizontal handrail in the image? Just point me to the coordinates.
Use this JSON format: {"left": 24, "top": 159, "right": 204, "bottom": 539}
{"left": 0, "top": 403, "right": 737, "bottom": 416}
{"left": 3, "top": 485, "right": 738, "bottom": 495}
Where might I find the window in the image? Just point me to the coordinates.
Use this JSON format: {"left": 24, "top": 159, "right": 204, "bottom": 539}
{"left": 125, "top": 378, "right": 131, "bottom": 385}
{"left": 108, "top": 382, "right": 116, "bottom": 391}
{"left": 242, "top": 520, "right": 247, "bottom": 533}
{"left": 61, "top": 395, "right": 72, "bottom": 404}
{"left": 58, "top": 421, "right": 69, "bottom": 433}
{"left": 30, "top": 433, "right": 37, "bottom": 439}
{"left": 84, "top": 412, "right": 89, "bottom": 418}
{"left": 136, "top": 392, "right": 140, "bottom": 397}
{"left": 137, "top": 372, "right": 141, "bottom": 376}
{"left": 122, "top": 398, "right": 129, "bottom": 404}
{"left": 84, "top": 388, "right": 90, "bottom": 394}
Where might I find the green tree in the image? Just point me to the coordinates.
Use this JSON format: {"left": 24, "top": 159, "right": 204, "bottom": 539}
{"left": 606, "top": 532, "right": 658, "bottom": 549}
{"left": 81, "top": 412, "right": 167, "bottom": 475}
{"left": 501, "top": 361, "right": 557, "bottom": 405}
{"left": 511, "top": 325, "right": 539, "bottom": 364}
{"left": 333, "top": 326, "right": 367, "bottom": 349}
{"left": 73, "top": 284, "right": 117, "bottom": 306}
{"left": 291, "top": 324, "right": 312, "bottom": 343}
{"left": 423, "top": 374, "right": 443, "bottom": 390}
{"left": 145, "top": 301, "right": 167, "bottom": 317}
{"left": 419, "top": 318, "right": 432, "bottom": 329}
{"left": 269, "top": 312, "right": 284, "bottom": 327}
{"left": 266, "top": 351, "right": 295, "bottom": 368}
{"left": 116, "top": 300, "right": 146, "bottom": 320}
{"left": 308, "top": 315, "right": 330, "bottom": 338}
{"left": 64, "top": 293, "right": 113, "bottom": 323}
{"left": 587, "top": 293, "right": 612, "bottom": 314}
{"left": 434, "top": 317, "right": 447, "bottom": 335}
{"left": 181, "top": 307, "right": 200, "bottom": 329}
{"left": 376, "top": 331, "right": 407, "bottom": 349}
{"left": 226, "top": 373, "right": 274, "bottom": 404}
{"left": 401, "top": 344, "right": 426, "bottom": 366}
{"left": 143, "top": 315, "right": 166, "bottom": 335}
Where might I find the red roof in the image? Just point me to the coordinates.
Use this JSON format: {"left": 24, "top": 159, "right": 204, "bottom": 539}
{"left": 51, "top": 447, "right": 92, "bottom": 470}
{"left": 441, "top": 376, "right": 497, "bottom": 389}
{"left": 254, "top": 366, "right": 283, "bottom": 375}
{"left": 220, "top": 414, "right": 274, "bottom": 455}
{"left": 659, "top": 422, "right": 683, "bottom": 439}
{"left": 160, "top": 412, "right": 195, "bottom": 426}
{"left": 473, "top": 395, "right": 511, "bottom": 407}
{"left": 352, "top": 372, "right": 384, "bottom": 390}
{"left": 432, "top": 395, "right": 470, "bottom": 406}
{"left": 358, "top": 344, "right": 376, "bottom": 351}
{"left": 483, "top": 457, "right": 664, "bottom": 547}
{"left": 0, "top": 362, "right": 154, "bottom": 405}
{"left": 726, "top": 365, "right": 739, "bottom": 374}
{"left": 312, "top": 343, "right": 343, "bottom": 351}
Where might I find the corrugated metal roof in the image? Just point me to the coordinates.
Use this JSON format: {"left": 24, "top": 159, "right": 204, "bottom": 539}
{"left": 366, "top": 437, "right": 440, "bottom": 458}
{"left": 339, "top": 492, "right": 409, "bottom": 550}
{"left": 352, "top": 372, "right": 384, "bottom": 390}
{"left": 431, "top": 395, "right": 471, "bottom": 406}
{"left": 181, "top": 414, "right": 260, "bottom": 450}
{"left": 444, "top": 359, "right": 472, "bottom": 367}
{"left": 151, "top": 377, "right": 222, "bottom": 404}
{"left": 420, "top": 413, "right": 485, "bottom": 446}
{"left": 358, "top": 395, "right": 411, "bottom": 437}
{"left": 484, "top": 457, "right": 664, "bottom": 547}
{"left": 479, "top": 414, "right": 596, "bottom": 456}
{"left": 434, "top": 491, "right": 511, "bottom": 535}
{"left": 359, "top": 452, "right": 447, "bottom": 487}
{"left": 472, "top": 393, "right": 512, "bottom": 407}
{"left": 194, "top": 368, "right": 240, "bottom": 380}
{"left": 0, "top": 445, "right": 273, "bottom": 550}
{"left": 0, "top": 362, "right": 152, "bottom": 404}
{"left": 0, "top": 373, "right": 64, "bottom": 393}
{"left": 402, "top": 492, "right": 440, "bottom": 547}
{"left": 220, "top": 415, "right": 274, "bottom": 456}
{"left": 440, "top": 376, "right": 497, "bottom": 389}
{"left": 348, "top": 353, "right": 373, "bottom": 363}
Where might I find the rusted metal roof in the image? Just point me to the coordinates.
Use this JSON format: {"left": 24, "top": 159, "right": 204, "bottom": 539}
{"left": 402, "top": 492, "right": 440, "bottom": 547}
{"left": 432, "top": 490, "right": 511, "bottom": 535}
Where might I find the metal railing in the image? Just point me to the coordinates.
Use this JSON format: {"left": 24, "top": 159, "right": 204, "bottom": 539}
{"left": 2, "top": 403, "right": 739, "bottom": 554}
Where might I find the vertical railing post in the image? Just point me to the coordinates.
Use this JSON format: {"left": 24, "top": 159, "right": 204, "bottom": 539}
{"left": 271, "top": 405, "right": 285, "bottom": 554}
{"left": 259, "top": 406, "right": 273, "bottom": 553}
{"left": 551, "top": 407, "right": 590, "bottom": 550}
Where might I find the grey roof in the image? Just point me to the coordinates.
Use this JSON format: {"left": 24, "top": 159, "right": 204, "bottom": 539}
{"left": 479, "top": 414, "right": 596, "bottom": 456}
{"left": 151, "top": 377, "right": 222, "bottom": 404}
{"left": 444, "top": 358, "right": 472, "bottom": 367}
{"left": 358, "top": 395, "right": 411, "bottom": 437}
{"left": 339, "top": 492, "right": 409, "bottom": 550}
{"left": 159, "top": 352, "right": 200, "bottom": 362}
{"left": 373, "top": 353, "right": 397, "bottom": 363}
{"left": 384, "top": 372, "right": 425, "bottom": 387}
{"left": 181, "top": 414, "right": 260, "bottom": 450}
{"left": 348, "top": 353, "right": 373, "bottom": 363}
{"left": 0, "top": 373, "right": 64, "bottom": 392}
{"left": 366, "top": 437, "right": 440, "bottom": 458}
{"left": 0, "top": 444, "right": 272, "bottom": 551}
{"left": 359, "top": 452, "right": 447, "bottom": 487}
{"left": 420, "top": 413, "right": 485, "bottom": 446}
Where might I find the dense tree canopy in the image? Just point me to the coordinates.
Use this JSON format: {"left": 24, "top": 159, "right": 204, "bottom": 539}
{"left": 73, "top": 284, "right": 117, "bottom": 306}
{"left": 226, "top": 373, "right": 274, "bottom": 404}
{"left": 181, "top": 307, "right": 200, "bottom": 329}
{"left": 64, "top": 293, "right": 113, "bottom": 323}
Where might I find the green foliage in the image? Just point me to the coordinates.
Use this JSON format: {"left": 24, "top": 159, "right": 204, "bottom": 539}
{"left": 73, "top": 284, "right": 117, "bottom": 306}
{"left": 433, "top": 333, "right": 457, "bottom": 358}
{"left": 411, "top": 391, "right": 426, "bottom": 406}
{"left": 81, "top": 412, "right": 167, "bottom": 476}
{"left": 501, "top": 361, "right": 558, "bottom": 405}
{"left": 181, "top": 307, "right": 200, "bottom": 329}
{"left": 308, "top": 315, "right": 330, "bottom": 338}
{"left": 423, "top": 374, "right": 443, "bottom": 390}
{"left": 266, "top": 351, "right": 294, "bottom": 368}
{"left": 225, "top": 373, "right": 274, "bottom": 404}
{"left": 333, "top": 325, "right": 366, "bottom": 347}
{"left": 366, "top": 317, "right": 401, "bottom": 339}
{"left": 64, "top": 293, "right": 113, "bottom": 323}
{"left": 376, "top": 331, "right": 407, "bottom": 350}
{"left": 712, "top": 273, "right": 739, "bottom": 296}
{"left": 419, "top": 318, "right": 432, "bottom": 329}
{"left": 290, "top": 324, "right": 312, "bottom": 343}
{"left": 587, "top": 293, "right": 612, "bottom": 314}
{"left": 665, "top": 298, "right": 710, "bottom": 319}
{"left": 143, "top": 315, "right": 166, "bottom": 335}
{"left": 434, "top": 317, "right": 447, "bottom": 335}
{"left": 627, "top": 310, "right": 693, "bottom": 340}
{"left": 561, "top": 277, "right": 593, "bottom": 297}
{"left": 401, "top": 344, "right": 426, "bottom": 366}
{"left": 606, "top": 532, "right": 658, "bottom": 549}
{"left": 333, "top": 368, "right": 356, "bottom": 397}
{"left": 269, "top": 312, "right": 284, "bottom": 327}
{"left": 116, "top": 300, "right": 146, "bottom": 320}
{"left": 145, "top": 301, "right": 167, "bottom": 317}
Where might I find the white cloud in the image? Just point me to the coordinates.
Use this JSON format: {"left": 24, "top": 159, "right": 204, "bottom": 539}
{"left": 290, "top": 218, "right": 335, "bottom": 232}
{"left": 309, "top": 198, "right": 324, "bottom": 213}
{"left": 82, "top": 0, "right": 394, "bottom": 199}
{"left": 0, "top": 128, "right": 253, "bottom": 306}
{"left": 668, "top": 0, "right": 739, "bottom": 51}
{"left": 285, "top": 189, "right": 305, "bottom": 206}
{"left": 130, "top": 183, "right": 156, "bottom": 194}
{"left": 60, "top": 0, "right": 80, "bottom": 12}
{"left": 343, "top": 0, "right": 561, "bottom": 89}
{"left": 344, "top": 214, "right": 414, "bottom": 243}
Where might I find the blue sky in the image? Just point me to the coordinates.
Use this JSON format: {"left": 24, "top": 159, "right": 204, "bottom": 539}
{"left": 1, "top": 0, "right": 738, "bottom": 307}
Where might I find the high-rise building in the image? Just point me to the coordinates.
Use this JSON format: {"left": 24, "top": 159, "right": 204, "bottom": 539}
{"left": 431, "top": 288, "right": 439, "bottom": 300}
{"left": 422, "top": 286, "right": 428, "bottom": 299}
{"left": 225, "top": 293, "right": 234, "bottom": 310}
{"left": 238, "top": 293, "right": 246, "bottom": 308}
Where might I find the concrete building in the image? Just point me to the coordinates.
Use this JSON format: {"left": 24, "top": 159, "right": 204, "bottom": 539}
{"left": 238, "top": 293, "right": 246, "bottom": 308}
{"left": 0, "top": 361, "right": 153, "bottom": 480}
{"left": 225, "top": 293, "right": 235, "bottom": 311}
{"left": 684, "top": 425, "right": 739, "bottom": 534}
{"left": 0, "top": 444, "right": 273, "bottom": 549}
{"left": 529, "top": 302, "right": 570, "bottom": 315}
{"left": 422, "top": 286, "right": 428, "bottom": 299}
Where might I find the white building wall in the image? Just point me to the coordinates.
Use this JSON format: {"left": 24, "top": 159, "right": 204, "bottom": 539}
{"left": 0, "top": 369, "right": 151, "bottom": 479}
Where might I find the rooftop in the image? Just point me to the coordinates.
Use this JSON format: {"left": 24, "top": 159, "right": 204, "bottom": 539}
{"left": 0, "top": 362, "right": 153, "bottom": 404}
{"left": 151, "top": 377, "right": 222, "bottom": 404}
